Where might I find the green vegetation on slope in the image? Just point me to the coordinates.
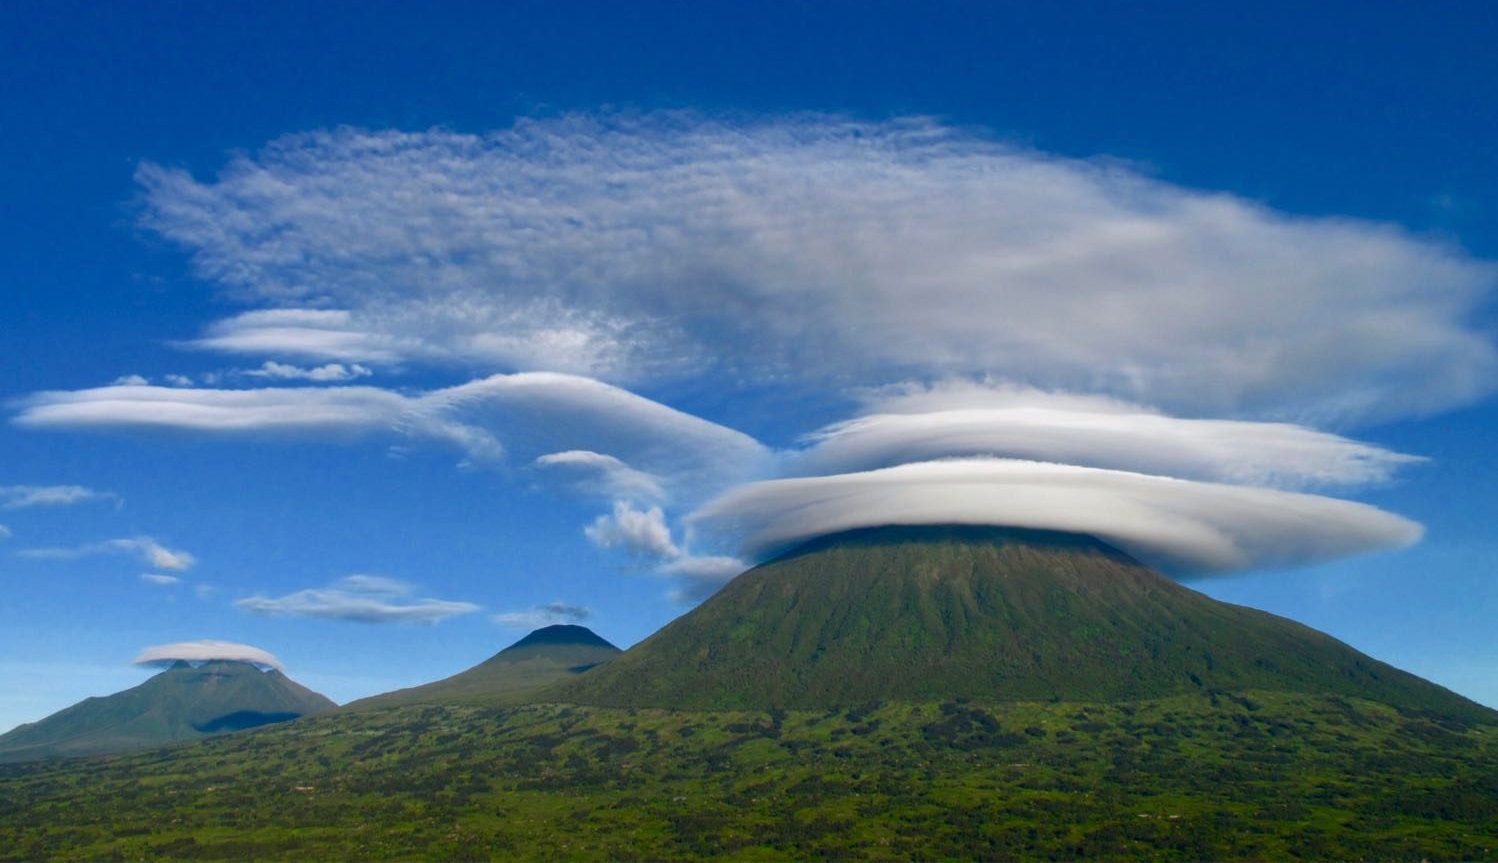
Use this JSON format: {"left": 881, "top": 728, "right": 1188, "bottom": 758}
{"left": 2, "top": 692, "right": 1496, "bottom": 860}
{"left": 0, "top": 661, "right": 335, "bottom": 763}
{"left": 558, "top": 526, "right": 1487, "bottom": 718}
{"left": 344, "top": 625, "right": 621, "bottom": 710}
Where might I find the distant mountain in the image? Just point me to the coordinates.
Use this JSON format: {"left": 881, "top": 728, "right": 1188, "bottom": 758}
{"left": 345, "top": 624, "right": 621, "bottom": 710}
{"left": 0, "top": 660, "right": 335, "bottom": 763}
{"left": 559, "top": 524, "right": 1491, "bottom": 719}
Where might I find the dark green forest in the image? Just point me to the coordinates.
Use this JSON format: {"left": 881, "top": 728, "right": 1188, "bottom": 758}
{"left": 4, "top": 690, "right": 1496, "bottom": 860}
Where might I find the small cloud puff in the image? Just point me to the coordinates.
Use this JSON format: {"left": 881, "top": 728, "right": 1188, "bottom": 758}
{"left": 243, "top": 361, "right": 373, "bottom": 382}
{"left": 493, "top": 601, "right": 592, "bottom": 629}
{"left": 586, "top": 501, "right": 680, "bottom": 560}
{"left": 235, "top": 574, "right": 479, "bottom": 624}
{"left": 133, "top": 639, "right": 284, "bottom": 672}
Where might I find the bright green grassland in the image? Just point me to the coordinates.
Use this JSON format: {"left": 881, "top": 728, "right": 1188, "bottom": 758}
{"left": 3, "top": 690, "right": 1496, "bottom": 860}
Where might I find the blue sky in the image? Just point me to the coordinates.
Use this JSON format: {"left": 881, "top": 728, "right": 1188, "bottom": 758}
{"left": 3, "top": 1, "right": 1496, "bottom": 731}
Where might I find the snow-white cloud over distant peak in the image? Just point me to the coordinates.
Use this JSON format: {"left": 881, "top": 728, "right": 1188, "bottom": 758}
{"left": 133, "top": 640, "right": 283, "bottom": 671}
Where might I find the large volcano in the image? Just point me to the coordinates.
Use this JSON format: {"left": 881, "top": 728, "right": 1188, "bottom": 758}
{"left": 558, "top": 525, "right": 1488, "bottom": 718}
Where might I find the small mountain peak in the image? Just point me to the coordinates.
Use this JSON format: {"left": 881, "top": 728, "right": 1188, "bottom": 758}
{"left": 505, "top": 625, "right": 618, "bottom": 652}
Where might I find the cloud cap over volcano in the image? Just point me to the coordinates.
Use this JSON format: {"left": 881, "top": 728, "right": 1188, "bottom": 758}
{"left": 691, "top": 459, "right": 1423, "bottom": 577}
{"left": 132, "top": 640, "right": 284, "bottom": 672}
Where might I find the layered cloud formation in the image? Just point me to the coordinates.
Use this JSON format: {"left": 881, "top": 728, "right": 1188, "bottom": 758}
{"left": 133, "top": 640, "right": 284, "bottom": 671}
{"left": 133, "top": 115, "right": 1495, "bottom": 422}
{"left": 13, "top": 113, "right": 1496, "bottom": 600}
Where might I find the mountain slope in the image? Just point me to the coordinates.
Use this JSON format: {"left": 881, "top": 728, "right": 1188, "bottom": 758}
{"left": 558, "top": 525, "right": 1490, "bottom": 719}
{"left": 0, "top": 660, "right": 335, "bottom": 763}
{"left": 345, "top": 624, "right": 621, "bottom": 710}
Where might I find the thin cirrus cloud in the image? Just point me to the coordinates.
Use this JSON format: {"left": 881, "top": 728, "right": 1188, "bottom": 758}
{"left": 689, "top": 459, "right": 1423, "bottom": 577}
{"left": 135, "top": 113, "right": 1496, "bottom": 423}
{"left": 234, "top": 574, "right": 480, "bottom": 624}
{"left": 140, "top": 573, "right": 183, "bottom": 586}
{"left": 493, "top": 601, "right": 593, "bottom": 630}
{"left": 0, "top": 484, "right": 121, "bottom": 510}
{"left": 19, "top": 536, "right": 196, "bottom": 571}
{"left": 132, "top": 639, "right": 284, "bottom": 672}
{"left": 534, "top": 451, "right": 666, "bottom": 502}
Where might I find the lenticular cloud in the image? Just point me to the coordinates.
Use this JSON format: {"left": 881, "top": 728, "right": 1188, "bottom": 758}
{"left": 690, "top": 459, "right": 1423, "bottom": 576}
{"left": 133, "top": 640, "right": 284, "bottom": 672}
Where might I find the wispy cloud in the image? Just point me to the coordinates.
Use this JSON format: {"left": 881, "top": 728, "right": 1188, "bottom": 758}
{"left": 20, "top": 536, "right": 196, "bottom": 571}
{"left": 0, "top": 484, "right": 121, "bottom": 510}
{"left": 133, "top": 640, "right": 283, "bottom": 671}
{"left": 140, "top": 573, "right": 182, "bottom": 586}
{"left": 493, "top": 601, "right": 592, "bottom": 629}
{"left": 0, "top": 525, "right": 10, "bottom": 542}
{"left": 235, "top": 575, "right": 479, "bottom": 624}
{"left": 533, "top": 451, "right": 665, "bottom": 502}
{"left": 136, "top": 114, "right": 1495, "bottom": 422}
{"left": 241, "top": 361, "right": 373, "bottom": 382}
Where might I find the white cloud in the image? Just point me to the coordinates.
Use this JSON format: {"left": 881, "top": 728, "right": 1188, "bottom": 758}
{"left": 0, "top": 525, "right": 10, "bottom": 541}
{"left": 534, "top": 450, "right": 665, "bottom": 501}
{"left": 585, "top": 501, "right": 680, "bottom": 560}
{"left": 689, "top": 459, "right": 1422, "bottom": 577}
{"left": 792, "top": 389, "right": 1422, "bottom": 489}
{"left": 661, "top": 554, "right": 749, "bottom": 603}
{"left": 133, "top": 640, "right": 283, "bottom": 671}
{"left": 111, "top": 374, "right": 149, "bottom": 386}
{"left": 493, "top": 601, "right": 593, "bottom": 629}
{"left": 235, "top": 575, "right": 480, "bottom": 624}
{"left": 19, "top": 536, "right": 196, "bottom": 571}
{"left": 140, "top": 573, "right": 182, "bottom": 586}
{"left": 242, "top": 361, "right": 373, "bottom": 382}
{"left": 13, "top": 373, "right": 767, "bottom": 502}
{"left": 13, "top": 383, "right": 410, "bottom": 435}
{"left": 136, "top": 114, "right": 1495, "bottom": 422}
{"left": 0, "top": 484, "right": 121, "bottom": 510}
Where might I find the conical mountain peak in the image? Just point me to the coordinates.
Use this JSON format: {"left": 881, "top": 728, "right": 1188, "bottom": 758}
{"left": 0, "top": 658, "right": 334, "bottom": 763}
{"left": 345, "top": 625, "right": 621, "bottom": 710}
{"left": 557, "top": 524, "right": 1489, "bottom": 719}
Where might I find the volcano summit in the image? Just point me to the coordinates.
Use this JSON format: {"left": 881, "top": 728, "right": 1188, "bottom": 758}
{"left": 559, "top": 524, "right": 1486, "bottom": 719}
